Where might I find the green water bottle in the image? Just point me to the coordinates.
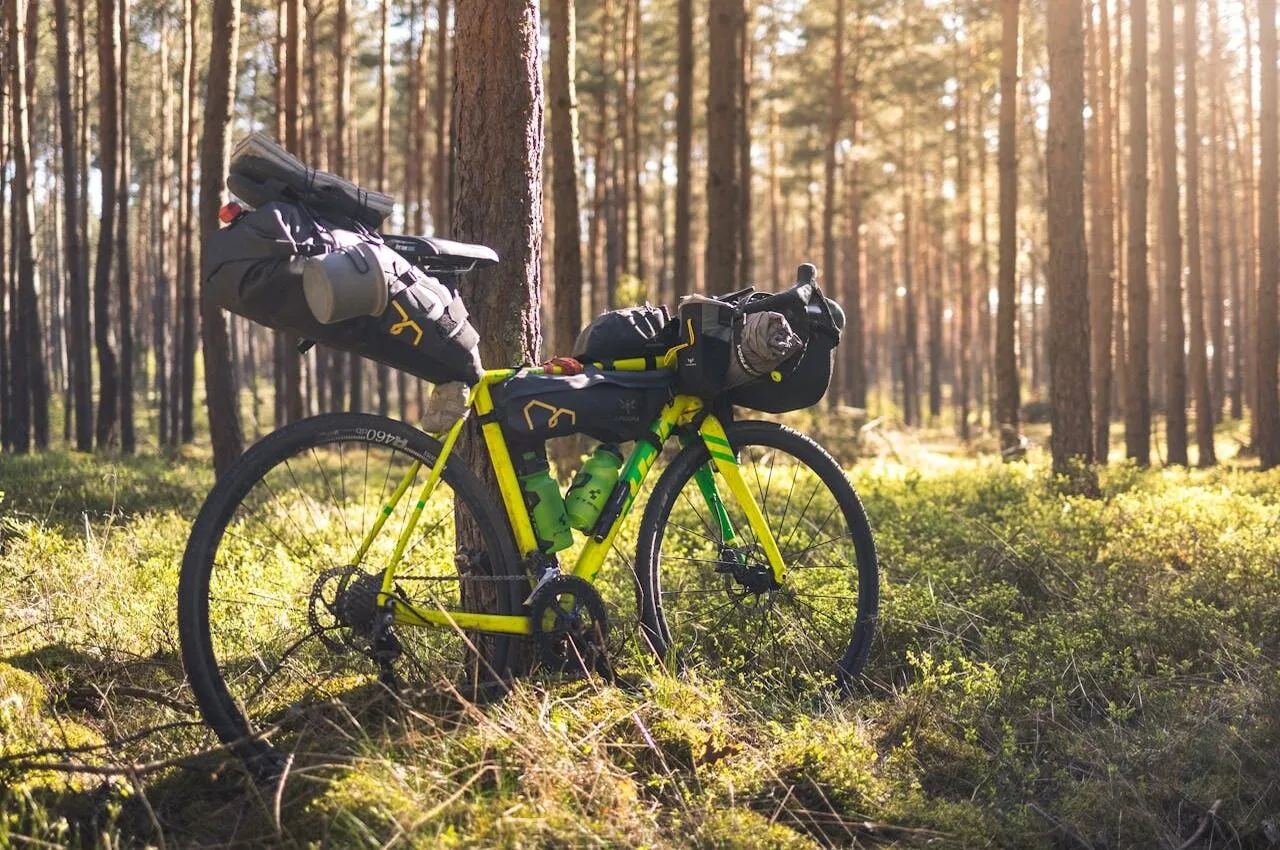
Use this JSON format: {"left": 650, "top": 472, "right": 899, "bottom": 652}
{"left": 517, "top": 452, "right": 573, "bottom": 553}
{"left": 565, "top": 444, "right": 625, "bottom": 532}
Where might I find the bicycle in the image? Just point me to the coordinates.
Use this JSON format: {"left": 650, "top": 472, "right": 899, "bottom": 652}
{"left": 178, "top": 257, "right": 879, "bottom": 777}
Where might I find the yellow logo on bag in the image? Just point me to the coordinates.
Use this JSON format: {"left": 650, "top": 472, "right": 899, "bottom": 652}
{"left": 523, "top": 400, "right": 576, "bottom": 431}
{"left": 388, "top": 302, "right": 424, "bottom": 346}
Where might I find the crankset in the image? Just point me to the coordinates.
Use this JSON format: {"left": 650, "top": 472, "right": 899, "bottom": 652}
{"left": 527, "top": 574, "right": 613, "bottom": 679}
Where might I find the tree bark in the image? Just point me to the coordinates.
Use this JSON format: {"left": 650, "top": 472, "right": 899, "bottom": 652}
{"left": 1258, "top": 0, "right": 1280, "bottom": 468}
{"left": 53, "top": 0, "right": 92, "bottom": 450}
{"left": 704, "top": 0, "right": 742, "bottom": 294}
{"left": 201, "top": 0, "right": 245, "bottom": 474}
{"left": 1046, "top": 0, "right": 1095, "bottom": 480}
{"left": 1125, "top": 0, "right": 1151, "bottom": 463}
{"left": 177, "top": 0, "right": 198, "bottom": 443}
{"left": 279, "top": 0, "right": 305, "bottom": 423}
{"left": 956, "top": 67, "right": 973, "bottom": 440}
{"left": 996, "top": 0, "right": 1021, "bottom": 453}
{"left": 549, "top": 0, "right": 584, "bottom": 356}
{"left": 0, "top": 0, "right": 9, "bottom": 452}
{"left": 1090, "top": 0, "right": 1117, "bottom": 463}
{"left": 117, "top": 0, "right": 134, "bottom": 453}
{"left": 1159, "top": 0, "right": 1188, "bottom": 465}
{"left": 674, "top": 0, "right": 693, "bottom": 298}
{"left": 453, "top": 0, "right": 543, "bottom": 674}
{"left": 433, "top": 0, "right": 448, "bottom": 234}
{"left": 1182, "top": 0, "right": 1214, "bottom": 465}
{"left": 93, "top": 0, "right": 120, "bottom": 449}
{"left": 846, "top": 90, "right": 867, "bottom": 409}
{"left": 374, "top": 0, "right": 391, "bottom": 418}
{"left": 822, "top": 0, "right": 845, "bottom": 384}
{"left": 1207, "top": 0, "right": 1226, "bottom": 424}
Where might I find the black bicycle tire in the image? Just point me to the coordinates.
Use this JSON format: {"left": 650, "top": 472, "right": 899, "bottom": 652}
{"left": 635, "top": 420, "right": 879, "bottom": 694}
{"left": 177, "top": 412, "right": 524, "bottom": 774}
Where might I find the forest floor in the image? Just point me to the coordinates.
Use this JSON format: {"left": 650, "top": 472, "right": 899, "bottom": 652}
{"left": 1, "top": 420, "right": 1278, "bottom": 848}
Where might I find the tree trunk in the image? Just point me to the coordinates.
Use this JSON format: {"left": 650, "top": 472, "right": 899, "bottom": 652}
{"left": 178, "top": 0, "right": 198, "bottom": 444}
{"left": 1182, "top": 0, "right": 1214, "bottom": 465}
{"left": 1125, "top": 0, "right": 1151, "bottom": 463}
{"left": 374, "top": 0, "right": 390, "bottom": 417}
{"left": 822, "top": 0, "right": 845, "bottom": 382}
{"left": 156, "top": 20, "right": 173, "bottom": 445}
{"left": 956, "top": 68, "right": 972, "bottom": 440}
{"left": 117, "top": 0, "right": 134, "bottom": 453}
{"left": 674, "top": 0, "right": 693, "bottom": 299}
{"left": 1258, "top": 0, "right": 1280, "bottom": 468}
{"left": 279, "top": 0, "right": 305, "bottom": 423}
{"left": 996, "top": 0, "right": 1021, "bottom": 453}
{"left": 737, "top": 2, "right": 752, "bottom": 286}
{"left": 201, "top": 0, "right": 245, "bottom": 474}
{"left": 0, "top": 3, "right": 9, "bottom": 451}
{"left": 1090, "top": 0, "right": 1117, "bottom": 463}
{"left": 705, "top": 0, "right": 742, "bottom": 294}
{"left": 1206, "top": 0, "right": 1226, "bottom": 424}
{"left": 453, "top": 0, "right": 543, "bottom": 675}
{"left": 53, "top": 0, "right": 92, "bottom": 450}
{"left": 433, "top": 0, "right": 448, "bottom": 234}
{"left": 846, "top": 91, "right": 867, "bottom": 409}
{"left": 93, "top": 0, "right": 120, "bottom": 448}
{"left": 549, "top": 0, "right": 584, "bottom": 356}
{"left": 1046, "top": 0, "right": 1095, "bottom": 480}
{"left": 1158, "top": 0, "right": 1188, "bottom": 465}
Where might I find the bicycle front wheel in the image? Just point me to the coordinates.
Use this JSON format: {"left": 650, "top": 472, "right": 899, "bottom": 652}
{"left": 178, "top": 413, "right": 524, "bottom": 775}
{"left": 636, "top": 420, "right": 878, "bottom": 697}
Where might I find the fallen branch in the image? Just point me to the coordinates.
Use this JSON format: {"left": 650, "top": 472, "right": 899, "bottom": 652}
{"left": 1173, "top": 799, "right": 1221, "bottom": 850}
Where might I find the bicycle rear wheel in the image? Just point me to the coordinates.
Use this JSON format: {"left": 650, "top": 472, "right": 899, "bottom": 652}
{"left": 178, "top": 413, "right": 524, "bottom": 776}
{"left": 636, "top": 420, "right": 878, "bottom": 697}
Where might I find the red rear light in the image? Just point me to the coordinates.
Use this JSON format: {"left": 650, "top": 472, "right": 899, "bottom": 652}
{"left": 219, "top": 201, "right": 244, "bottom": 224}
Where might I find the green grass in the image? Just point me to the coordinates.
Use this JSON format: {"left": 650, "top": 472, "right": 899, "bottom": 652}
{"left": 2, "top": 440, "right": 1279, "bottom": 848}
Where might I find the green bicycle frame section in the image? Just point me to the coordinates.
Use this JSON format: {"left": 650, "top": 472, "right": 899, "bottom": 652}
{"left": 348, "top": 366, "right": 786, "bottom": 637}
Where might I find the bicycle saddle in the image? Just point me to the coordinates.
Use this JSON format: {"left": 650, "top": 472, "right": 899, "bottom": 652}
{"left": 382, "top": 234, "right": 500, "bottom": 271}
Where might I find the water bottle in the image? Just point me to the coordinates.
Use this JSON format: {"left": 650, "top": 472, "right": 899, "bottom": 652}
{"left": 564, "top": 444, "right": 625, "bottom": 532}
{"left": 517, "top": 452, "right": 574, "bottom": 553}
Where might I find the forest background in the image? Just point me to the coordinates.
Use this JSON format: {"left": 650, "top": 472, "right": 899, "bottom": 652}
{"left": 0, "top": 0, "right": 1275, "bottom": 471}
{"left": 2, "top": 0, "right": 1280, "bottom": 846}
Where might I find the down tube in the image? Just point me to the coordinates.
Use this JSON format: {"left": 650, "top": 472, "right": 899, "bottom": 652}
{"left": 569, "top": 397, "right": 694, "bottom": 583}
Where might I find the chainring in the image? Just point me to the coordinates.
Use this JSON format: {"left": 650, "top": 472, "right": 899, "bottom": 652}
{"left": 527, "top": 575, "right": 612, "bottom": 678}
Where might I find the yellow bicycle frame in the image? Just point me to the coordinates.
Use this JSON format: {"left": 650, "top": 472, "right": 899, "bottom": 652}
{"left": 354, "top": 363, "right": 786, "bottom": 636}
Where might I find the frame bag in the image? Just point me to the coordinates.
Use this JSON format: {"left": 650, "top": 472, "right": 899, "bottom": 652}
{"left": 491, "top": 369, "right": 675, "bottom": 444}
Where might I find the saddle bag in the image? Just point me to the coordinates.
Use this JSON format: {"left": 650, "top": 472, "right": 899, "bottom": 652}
{"left": 203, "top": 201, "right": 483, "bottom": 386}
{"left": 490, "top": 369, "right": 675, "bottom": 443}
